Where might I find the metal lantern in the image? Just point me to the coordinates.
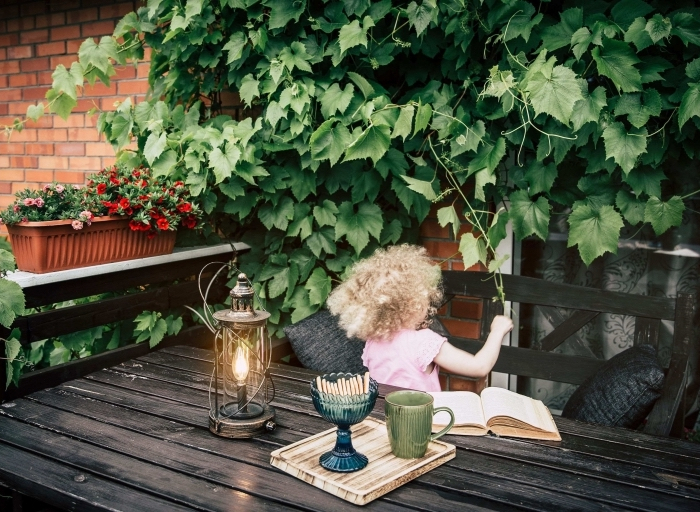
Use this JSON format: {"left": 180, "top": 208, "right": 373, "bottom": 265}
{"left": 209, "top": 272, "right": 275, "bottom": 438}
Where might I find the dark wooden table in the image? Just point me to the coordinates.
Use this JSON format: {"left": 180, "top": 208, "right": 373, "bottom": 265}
{"left": 1, "top": 345, "right": 699, "bottom": 511}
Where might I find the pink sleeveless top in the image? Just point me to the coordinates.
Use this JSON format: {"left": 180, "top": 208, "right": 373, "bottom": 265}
{"left": 361, "top": 329, "right": 446, "bottom": 392}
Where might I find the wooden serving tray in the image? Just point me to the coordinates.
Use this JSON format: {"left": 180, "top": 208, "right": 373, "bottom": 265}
{"left": 270, "top": 417, "right": 456, "bottom": 505}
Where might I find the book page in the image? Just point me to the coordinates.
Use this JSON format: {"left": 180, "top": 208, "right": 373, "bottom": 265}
{"left": 480, "top": 387, "right": 554, "bottom": 431}
{"left": 429, "top": 391, "right": 486, "bottom": 428}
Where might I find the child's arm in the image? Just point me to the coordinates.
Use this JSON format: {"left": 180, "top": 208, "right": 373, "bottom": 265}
{"left": 433, "top": 315, "right": 513, "bottom": 378}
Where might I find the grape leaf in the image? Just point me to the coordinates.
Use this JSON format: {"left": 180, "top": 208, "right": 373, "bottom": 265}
{"left": 258, "top": 195, "right": 294, "bottom": 231}
{"left": 645, "top": 14, "right": 672, "bottom": 43}
{"left": 391, "top": 105, "right": 414, "bottom": 141}
{"left": 611, "top": 0, "right": 654, "bottom": 30}
{"left": 306, "top": 226, "right": 337, "bottom": 257}
{"left": 406, "top": 0, "right": 437, "bottom": 37}
{"left": 539, "top": 7, "right": 582, "bottom": 51}
{"left": 335, "top": 201, "right": 383, "bottom": 255}
{"left": 625, "top": 166, "right": 665, "bottom": 197}
{"left": 625, "top": 17, "right": 654, "bottom": 52}
{"left": 152, "top": 149, "right": 178, "bottom": 177}
{"left": 144, "top": 132, "right": 167, "bottom": 165}
{"left": 267, "top": 0, "right": 304, "bottom": 30}
{"left": 320, "top": 83, "right": 354, "bottom": 118}
{"left": 671, "top": 12, "right": 700, "bottom": 47}
{"left": 338, "top": 17, "right": 372, "bottom": 54}
{"left": 0, "top": 249, "right": 15, "bottom": 273}
{"left": 526, "top": 64, "right": 583, "bottom": 125}
{"left": 644, "top": 196, "right": 684, "bottom": 235}
{"left": 310, "top": 120, "right": 353, "bottom": 166}
{"left": 437, "top": 205, "right": 460, "bottom": 239}
{"left": 209, "top": 143, "right": 241, "bottom": 183}
{"left": 591, "top": 38, "right": 642, "bottom": 93}
{"left": 239, "top": 74, "right": 260, "bottom": 107}
{"left": 402, "top": 175, "right": 437, "bottom": 201}
{"left": 616, "top": 190, "right": 646, "bottom": 225}
{"left": 26, "top": 103, "right": 45, "bottom": 122}
{"left": 279, "top": 42, "right": 313, "bottom": 73}
{"left": 450, "top": 120, "right": 485, "bottom": 157}
{"left": 568, "top": 204, "right": 624, "bottom": 266}
{"left": 571, "top": 86, "right": 607, "bottom": 132}
{"left": 602, "top": 122, "right": 647, "bottom": 174}
{"left": 510, "top": 190, "right": 550, "bottom": 241}
{"left": 679, "top": 84, "right": 700, "bottom": 130}
{"left": 413, "top": 102, "right": 432, "bottom": 136}
{"left": 0, "top": 279, "right": 25, "bottom": 328}
{"left": 524, "top": 161, "right": 557, "bottom": 195}
{"left": 488, "top": 209, "right": 510, "bottom": 250}
{"left": 458, "top": 232, "right": 486, "bottom": 270}
{"left": 224, "top": 32, "right": 247, "bottom": 65}
{"left": 467, "top": 137, "right": 506, "bottom": 176}
{"left": 51, "top": 63, "right": 83, "bottom": 100}
{"left": 313, "top": 200, "right": 338, "bottom": 227}
{"left": 306, "top": 268, "right": 331, "bottom": 306}
{"left": 343, "top": 124, "right": 390, "bottom": 164}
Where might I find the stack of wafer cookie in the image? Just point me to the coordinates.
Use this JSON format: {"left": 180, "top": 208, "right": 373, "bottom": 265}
{"left": 315, "top": 372, "right": 370, "bottom": 396}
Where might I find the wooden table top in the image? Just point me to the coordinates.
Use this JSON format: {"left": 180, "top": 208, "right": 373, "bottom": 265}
{"left": 1, "top": 345, "right": 699, "bottom": 511}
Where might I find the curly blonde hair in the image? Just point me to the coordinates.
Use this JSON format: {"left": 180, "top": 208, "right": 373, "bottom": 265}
{"left": 326, "top": 244, "right": 443, "bottom": 341}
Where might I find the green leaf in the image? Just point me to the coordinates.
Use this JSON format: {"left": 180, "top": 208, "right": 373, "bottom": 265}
{"left": 467, "top": 138, "right": 505, "bottom": 176}
{"left": 524, "top": 161, "right": 557, "bottom": 195}
{"left": 267, "top": 0, "right": 304, "bottom": 30}
{"left": 306, "top": 226, "right": 337, "bottom": 257}
{"left": 0, "top": 249, "right": 15, "bottom": 273}
{"left": 686, "top": 59, "right": 700, "bottom": 81}
{"left": 239, "top": 74, "right": 260, "bottom": 107}
{"left": 343, "top": 124, "right": 390, "bottom": 165}
{"left": 51, "top": 63, "right": 83, "bottom": 100}
{"left": 406, "top": 0, "right": 437, "bottom": 37}
{"left": 347, "top": 71, "right": 374, "bottom": 99}
{"left": 144, "top": 132, "right": 167, "bottom": 166}
{"left": 451, "top": 121, "right": 485, "bottom": 157}
{"left": 488, "top": 210, "right": 509, "bottom": 250}
{"left": 458, "top": 232, "right": 486, "bottom": 270}
{"left": 679, "top": 84, "right": 700, "bottom": 130}
{"left": 571, "top": 27, "right": 593, "bottom": 61}
{"left": 616, "top": 190, "right": 646, "bottom": 225}
{"left": 26, "top": 103, "right": 45, "bottom": 122}
{"left": 380, "top": 218, "right": 403, "bottom": 245}
{"left": 571, "top": 86, "right": 607, "bottom": 132}
{"left": 539, "top": 7, "right": 582, "bottom": 51}
{"left": 45, "top": 89, "right": 77, "bottom": 120}
{"left": 265, "top": 101, "right": 286, "bottom": 128}
{"left": 279, "top": 42, "right": 313, "bottom": 73}
{"left": 310, "top": 120, "right": 353, "bottom": 167}
{"left": 402, "top": 175, "right": 437, "bottom": 201}
{"left": 672, "top": 12, "right": 700, "bottom": 47}
{"left": 413, "top": 102, "right": 432, "bottom": 136}
{"left": 224, "top": 32, "right": 247, "bottom": 64}
{"left": 4, "top": 336, "right": 21, "bottom": 389}
{"left": 147, "top": 318, "right": 167, "bottom": 348}
{"left": 645, "top": 14, "right": 672, "bottom": 43}
{"left": 437, "top": 205, "right": 460, "bottom": 239}
{"left": 602, "top": 122, "right": 647, "bottom": 174}
{"left": 209, "top": 143, "right": 241, "bottom": 184}
{"left": 313, "top": 200, "right": 338, "bottom": 228}
{"left": 335, "top": 201, "right": 383, "bottom": 255}
{"left": 626, "top": 166, "right": 665, "bottom": 197}
{"left": 338, "top": 18, "right": 369, "bottom": 54}
{"left": 259, "top": 196, "right": 294, "bottom": 231}
{"left": 306, "top": 268, "right": 331, "bottom": 306}
{"left": 644, "top": 196, "right": 684, "bottom": 236}
{"left": 625, "top": 17, "right": 653, "bottom": 52}
{"left": 79, "top": 37, "right": 118, "bottom": 75}
{"left": 391, "top": 105, "right": 414, "bottom": 141}
{"left": 320, "top": 83, "right": 354, "bottom": 118}
{"left": 614, "top": 89, "right": 661, "bottom": 129}
{"left": 152, "top": 149, "right": 178, "bottom": 177}
{"left": 568, "top": 204, "right": 624, "bottom": 266}
{"left": 591, "top": 38, "right": 642, "bottom": 93}
{"left": 526, "top": 64, "right": 583, "bottom": 125}
{"left": 611, "top": 0, "right": 654, "bottom": 30}
{"left": 509, "top": 190, "right": 550, "bottom": 241}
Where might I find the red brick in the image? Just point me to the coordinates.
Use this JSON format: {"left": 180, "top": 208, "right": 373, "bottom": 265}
{"left": 66, "top": 39, "right": 83, "bottom": 54}
{"left": 0, "top": 34, "right": 20, "bottom": 47}
{"left": 9, "top": 74, "right": 38, "bottom": 87}
{"left": 20, "top": 29, "right": 49, "bottom": 45}
{"left": 0, "top": 183, "right": 12, "bottom": 194}
{"left": 117, "top": 80, "right": 149, "bottom": 95}
{"left": 20, "top": 2, "right": 48, "bottom": 17}
{"left": 35, "top": 12, "right": 66, "bottom": 29}
{"left": 6, "top": 45, "right": 32, "bottom": 59}
{"left": 68, "top": 156, "right": 101, "bottom": 170}
{"left": 2, "top": 170, "right": 25, "bottom": 181}
{"left": 0, "top": 143, "right": 26, "bottom": 155}
{"left": 10, "top": 156, "right": 38, "bottom": 168}
{"left": 0, "top": 61, "right": 21, "bottom": 74}
{"left": 438, "top": 372, "right": 448, "bottom": 391}
{"left": 440, "top": 318, "right": 480, "bottom": 339}
{"left": 52, "top": 0, "right": 81, "bottom": 12}
{"left": 53, "top": 115, "right": 85, "bottom": 129}
{"left": 143, "top": 47, "right": 152, "bottom": 60}
{"left": 82, "top": 20, "right": 117, "bottom": 38}
{"left": 419, "top": 219, "right": 450, "bottom": 240}
{"left": 3, "top": 89, "right": 22, "bottom": 102}
{"left": 40, "top": 129, "right": 67, "bottom": 142}
{"left": 54, "top": 171, "right": 87, "bottom": 183}
{"left": 85, "top": 142, "right": 113, "bottom": 157}
{"left": 26, "top": 116, "right": 53, "bottom": 129}
{"left": 67, "top": 8, "right": 98, "bottom": 24}
{"left": 450, "top": 298, "right": 482, "bottom": 320}
{"left": 114, "top": 66, "right": 136, "bottom": 80}
{"left": 0, "top": 105, "right": 7, "bottom": 116}
{"left": 3, "top": 4, "right": 19, "bottom": 17}
{"left": 37, "top": 71, "right": 53, "bottom": 85}
{"left": 8, "top": 101, "right": 32, "bottom": 115}
{"left": 49, "top": 56, "right": 75, "bottom": 69}
{"left": 25, "top": 170, "right": 55, "bottom": 182}
{"left": 423, "top": 240, "right": 459, "bottom": 259}
{"left": 448, "top": 375, "right": 487, "bottom": 393}
{"left": 38, "top": 156, "right": 68, "bottom": 169}
{"left": 100, "top": 2, "right": 135, "bottom": 19}
{"left": 0, "top": 156, "right": 9, "bottom": 167}
{"left": 84, "top": 81, "right": 118, "bottom": 96}
{"left": 55, "top": 143, "right": 85, "bottom": 156}
{"left": 23, "top": 87, "right": 50, "bottom": 101}
{"left": 36, "top": 41, "right": 66, "bottom": 57}
{"left": 20, "top": 58, "right": 49, "bottom": 73}
{"left": 25, "top": 143, "right": 54, "bottom": 155}
{"left": 4, "top": 129, "right": 37, "bottom": 142}
{"left": 136, "top": 62, "right": 150, "bottom": 79}
{"left": 51, "top": 25, "right": 81, "bottom": 41}
{"left": 0, "top": 49, "right": 6, "bottom": 61}
{"left": 5, "top": 17, "right": 34, "bottom": 32}
{"left": 71, "top": 100, "right": 98, "bottom": 114}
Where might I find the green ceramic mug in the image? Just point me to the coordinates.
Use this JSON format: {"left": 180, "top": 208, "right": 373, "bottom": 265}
{"left": 385, "top": 390, "right": 455, "bottom": 459}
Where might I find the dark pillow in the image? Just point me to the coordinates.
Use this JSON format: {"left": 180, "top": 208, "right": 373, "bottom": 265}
{"left": 562, "top": 345, "right": 665, "bottom": 429}
{"left": 283, "top": 309, "right": 367, "bottom": 373}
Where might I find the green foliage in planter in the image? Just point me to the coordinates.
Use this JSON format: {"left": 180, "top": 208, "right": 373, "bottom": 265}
{"left": 10, "top": 0, "right": 700, "bottom": 335}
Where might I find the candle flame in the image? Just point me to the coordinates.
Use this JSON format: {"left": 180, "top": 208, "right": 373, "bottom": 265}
{"left": 232, "top": 345, "right": 249, "bottom": 382}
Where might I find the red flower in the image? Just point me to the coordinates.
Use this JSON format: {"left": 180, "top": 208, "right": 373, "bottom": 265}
{"left": 140, "top": 179, "right": 148, "bottom": 188}
{"left": 156, "top": 217, "right": 169, "bottom": 230}
{"left": 174, "top": 181, "right": 184, "bottom": 188}
{"left": 149, "top": 209, "right": 160, "bottom": 219}
{"left": 119, "top": 197, "right": 130, "bottom": 209}
{"left": 176, "top": 202, "right": 192, "bottom": 213}
{"left": 96, "top": 183, "right": 107, "bottom": 195}
{"left": 109, "top": 176, "right": 120, "bottom": 185}
{"left": 132, "top": 170, "right": 141, "bottom": 178}
{"left": 182, "top": 215, "right": 197, "bottom": 229}
{"left": 129, "top": 219, "right": 143, "bottom": 231}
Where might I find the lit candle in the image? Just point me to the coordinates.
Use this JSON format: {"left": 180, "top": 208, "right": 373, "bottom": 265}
{"left": 232, "top": 345, "right": 249, "bottom": 413}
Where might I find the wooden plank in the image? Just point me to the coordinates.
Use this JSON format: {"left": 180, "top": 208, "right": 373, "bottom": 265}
{"left": 441, "top": 271, "right": 677, "bottom": 320}
{"left": 644, "top": 354, "right": 688, "bottom": 437}
{"left": 0, "top": 443, "right": 198, "bottom": 512}
{"left": 634, "top": 317, "right": 661, "bottom": 349}
{"left": 537, "top": 309, "right": 599, "bottom": 353}
{"left": 479, "top": 298, "right": 503, "bottom": 341}
{"left": 270, "top": 417, "right": 455, "bottom": 506}
{"left": 2, "top": 325, "right": 211, "bottom": 402}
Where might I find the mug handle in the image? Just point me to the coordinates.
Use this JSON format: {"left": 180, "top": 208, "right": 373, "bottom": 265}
{"left": 430, "top": 407, "right": 455, "bottom": 441}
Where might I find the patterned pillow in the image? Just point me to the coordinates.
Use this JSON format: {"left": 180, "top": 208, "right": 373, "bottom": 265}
{"left": 562, "top": 345, "right": 665, "bottom": 429}
{"left": 283, "top": 309, "right": 367, "bottom": 373}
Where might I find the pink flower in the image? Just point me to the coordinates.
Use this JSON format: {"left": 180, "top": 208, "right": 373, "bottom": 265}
{"left": 34, "top": 197, "right": 45, "bottom": 207}
{"left": 55, "top": 185, "right": 65, "bottom": 193}
{"left": 73, "top": 185, "right": 81, "bottom": 189}
{"left": 23, "top": 198, "right": 35, "bottom": 206}
{"left": 71, "top": 220, "right": 84, "bottom": 230}
{"left": 43, "top": 184, "right": 51, "bottom": 192}
{"left": 13, "top": 205, "right": 19, "bottom": 212}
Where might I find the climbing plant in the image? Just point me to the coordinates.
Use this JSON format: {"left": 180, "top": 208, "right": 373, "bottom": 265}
{"left": 8, "top": 0, "right": 700, "bottom": 334}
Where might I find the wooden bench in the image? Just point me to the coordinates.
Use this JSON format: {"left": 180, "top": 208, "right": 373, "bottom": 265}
{"left": 0, "top": 242, "right": 249, "bottom": 403}
{"left": 440, "top": 270, "right": 697, "bottom": 438}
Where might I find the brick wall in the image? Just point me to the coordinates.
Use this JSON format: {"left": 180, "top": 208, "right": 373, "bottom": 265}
{"left": 0, "top": 0, "right": 148, "bottom": 234}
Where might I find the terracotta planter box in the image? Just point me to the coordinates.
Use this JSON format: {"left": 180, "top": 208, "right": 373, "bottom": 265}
{"left": 7, "top": 216, "right": 177, "bottom": 273}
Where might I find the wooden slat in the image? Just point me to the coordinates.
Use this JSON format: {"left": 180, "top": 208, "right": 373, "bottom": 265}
{"left": 643, "top": 354, "right": 688, "bottom": 437}
{"left": 479, "top": 298, "right": 503, "bottom": 341}
{"left": 634, "top": 317, "right": 661, "bottom": 349}
{"left": 538, "top": 309, "right": 599, "bottom": 352}
{"left": 442, "top": 271, "right": 677, "bottom": 320}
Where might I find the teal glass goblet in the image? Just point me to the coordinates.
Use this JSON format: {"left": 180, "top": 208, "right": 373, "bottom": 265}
{"left": 310, "top": 373, "right": 379, "bottom": 472}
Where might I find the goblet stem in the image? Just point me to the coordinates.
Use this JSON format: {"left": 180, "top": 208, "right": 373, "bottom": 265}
{"left": 332, "top": 425, "right": 355, "bottom": 456}
{"left": 319, "top": 423, "right": 369, "bottom": 472}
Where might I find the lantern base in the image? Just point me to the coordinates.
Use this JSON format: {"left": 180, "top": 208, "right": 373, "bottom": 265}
{"left": 209, "top": 403, "right": 275, "bottom": 438}
{"left": 220, "top": 401, "right": 265, "bottom": 420}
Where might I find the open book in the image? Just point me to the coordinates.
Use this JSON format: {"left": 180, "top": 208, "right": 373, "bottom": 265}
{"left": 429, "top": 387, "right": 561, "bottom": 441}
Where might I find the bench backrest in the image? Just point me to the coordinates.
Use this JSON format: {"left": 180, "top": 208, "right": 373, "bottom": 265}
{"left": 440, "top": 270, "right": 696, "bottom": 437}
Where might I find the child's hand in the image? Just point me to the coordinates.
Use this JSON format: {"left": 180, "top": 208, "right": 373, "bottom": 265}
{"left": 491, "top": 315, "right": 513, "bottom": 336}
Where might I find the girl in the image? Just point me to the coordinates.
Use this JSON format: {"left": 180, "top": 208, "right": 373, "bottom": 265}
{"left": 326, "top": 244, "right": 513, "bottom": 392}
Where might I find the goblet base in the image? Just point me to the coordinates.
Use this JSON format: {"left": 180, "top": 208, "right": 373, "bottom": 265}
{"left": 319, "top": 450, "right": 369, "bottom": 472}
